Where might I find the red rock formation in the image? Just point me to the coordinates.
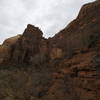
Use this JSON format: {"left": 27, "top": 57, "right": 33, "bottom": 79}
{"left": 0, "top": 35, "right": 21, "bottom": 64}
{"left": 50, "top": 0, "right": 100, "bottom": 58}
{"left": 0, "top": 0, "right": 100, "bottom": 100}
{"left": 9, "top": 24, "right": 44, "bottom": 64}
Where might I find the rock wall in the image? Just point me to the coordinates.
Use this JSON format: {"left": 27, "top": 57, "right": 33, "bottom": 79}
{"left": 0, "top": 1, "right": 100, "bottom": 100}
{"left": 0, "top": 0, "right": 100, "bottom": 64}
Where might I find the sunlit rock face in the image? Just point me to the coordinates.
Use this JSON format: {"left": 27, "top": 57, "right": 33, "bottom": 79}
{"left": 0, "top": 1, "right": 100, "bottom": 100}
{"left": 3, "top": 35, "right": 21, "bottom": 46}
{"left": 50, "top": 48, "right": 63, "bottom": 60}
{"left": 0, "top": 45, "right": 9, "bottom": 63}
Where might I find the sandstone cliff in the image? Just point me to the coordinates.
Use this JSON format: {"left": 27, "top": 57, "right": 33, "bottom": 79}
{"left": 0, "top": 0, "right": 100, "bottom": 100}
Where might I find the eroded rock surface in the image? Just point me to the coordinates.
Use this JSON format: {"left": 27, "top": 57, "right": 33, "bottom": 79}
{"left": 0, "top": 0, "right": 100, "bottom": 100}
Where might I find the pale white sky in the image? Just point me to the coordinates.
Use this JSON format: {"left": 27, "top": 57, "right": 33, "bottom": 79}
{"left": 0, "top": 0, "right": 95, "bottom": 43}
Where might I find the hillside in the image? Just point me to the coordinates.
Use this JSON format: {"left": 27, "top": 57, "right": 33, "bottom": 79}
{"left": 0, "top": 0, "right": 100, "bottom": 100}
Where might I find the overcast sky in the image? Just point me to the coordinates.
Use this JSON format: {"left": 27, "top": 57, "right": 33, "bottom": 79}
{"left": 0, "top": 0, "right": 95, "bottom": 44}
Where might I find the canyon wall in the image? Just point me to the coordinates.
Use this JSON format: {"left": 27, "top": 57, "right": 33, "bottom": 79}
{"left": 0, "top": 0, "right": 100, "bottom": 100}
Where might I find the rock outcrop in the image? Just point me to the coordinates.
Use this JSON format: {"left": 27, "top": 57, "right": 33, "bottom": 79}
{"left": 0, "top": 0, "right": 100, "bottom": 100}
{"left": 49, "top": 0, "right": 100, "bottom": 58}
{"left": 0, "top": 35, "right": 21, "bottom": 64}
{"left": 10, "top": 24, "right": 43, "bottom": 64}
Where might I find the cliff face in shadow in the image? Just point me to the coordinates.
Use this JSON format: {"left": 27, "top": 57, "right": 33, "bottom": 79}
{"left": 0, "top": 0, "right": 100, "bottom": 100}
